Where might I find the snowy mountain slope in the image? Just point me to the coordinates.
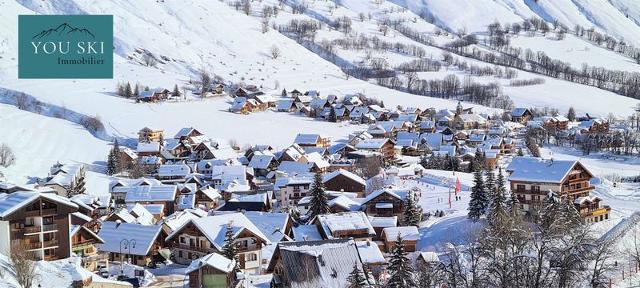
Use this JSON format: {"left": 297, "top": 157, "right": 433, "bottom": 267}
{"left": 0, "top": 103, "right": 111, "bottom": 192}
{"left": 392, "top": 0, "right": 640, "bottom": 46}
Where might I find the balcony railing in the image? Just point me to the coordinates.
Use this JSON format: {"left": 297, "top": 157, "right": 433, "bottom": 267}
{"left": 43, "top": 240, "right": 58, "bottom": 248}
{"left": 23, "top": 225, "right": 42, "bottom": 234}
{"left": 42, "top": 224, "right": 58, "bottom": 232}
{"left": 174, "top": 243, "right": 212, "bottom": 253}
{"left": 24, "top": 241, "right": 42, "bottom": 250}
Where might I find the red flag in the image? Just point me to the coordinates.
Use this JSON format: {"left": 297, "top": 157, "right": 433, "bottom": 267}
{"left": 455, "top": 177, "right": 461, "bottom": 195}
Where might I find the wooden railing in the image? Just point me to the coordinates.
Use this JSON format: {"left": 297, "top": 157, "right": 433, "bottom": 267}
{"left": 22, "top": 225, "right": 42, "bottom": 234}
{"left": 43, "top": 239, "right": 58, "bottom": 247}
{"left": 174, "top": 243, "right": 212, "bottom": 253}
{"left": 24, "top": 241, "right": 42, "bottom": 250}
{"left": 42, "top": 224, "right": 58, "bottom": 232}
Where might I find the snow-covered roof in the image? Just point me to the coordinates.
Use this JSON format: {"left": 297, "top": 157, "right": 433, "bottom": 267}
{"left": 126, "top": 203, "right": 165, "bottom": 216}
{"left": 328, "top": 195, "right": 361, "bottom": 212}
{"left": 275, "top": 239, "right": 365, "bottom": 288}
{"left": 185, "top": 253, "right": 236, "bottom": 274}
{"left": 382, "top": 226, "right": 420, "bottom": 241}
{"left": 305, "top": 152, "right": 330, "bottom": 170}
{"left": 355, "top": 139, "right": 391, "bottom": 149}
{"left": 316, "top": 212, "right": 375, "bottom": 238}
{"left": 322, "top": 169, "right": 366, "bottom": 186}
{"left": 294, "top": 134, "right": 321, "bottom": 145}
{"left": 506, "top": 157, "right": 589, "bottom": 184}
{"left": 137, "top": 141, "right": 160, "bottom": 153}
{"left": 0, "top": 192, "right": 77, "bottom": 219}
{"left": 278, "top": 161, "right": 313, "bottom": 174}
{"left": 362, "top": 189, "right": 408, "bottom": 204}
{"left": 292, "top": 224, "right": 323, "bottom": 241}
{"left": 248, "top": 154, "right": 274, "bottom": 169}
{"left": 177, "top": 193, "right": 196, "bottom": 210}
{"left": 368, "top": 216, "right": 398, "bottom": 228}
{"left": 244, "top": 211, "right": 291, "bottom": 243}
{"left": 96, "top": 221, "right": 162, "bottom": 256}
{"left": 166, "top": 212, "right": 271, "bottom": 250}
{"left": 157, "top": 164, "right": 191, "bottom": 177}
{"left": 356, "top": 240, "right": 386, "bottom": 265}
{"left": 511, "top": 108, "right": 530, "bottom": 117}
{"left": 123, "top": 185, "right": 177, "bottom": 203}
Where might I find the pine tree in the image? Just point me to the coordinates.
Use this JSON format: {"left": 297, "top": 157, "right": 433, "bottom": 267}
{"left": 307, "top": 172, "right": 330, "bottom": 220}
{"left": 468, "top": 169, "right": 488, "bottom": 221}
{"left": 133, "top": 83, "right": 139, "bottom": 96}
{"left": 328, "top": 107, "right": 337, "bottom": 122}
{"left": 221, "top": 222, "right": 240, "bottom": 271}
{"left": 489, "top": 168, "right": 507, "bottom": 221}
{"left": 485, "top": 169, "right": 496, "bottom": 201}
{"left": 124, "top": 82, "right": 132, "bottom": 98}
{"left": 282, "top": 88, "right": 287, "bottom": 96}
{"left": 386, "top": 235, "right": 417, "bottom": 288}
{"left": 172, "top": 84, "right": 180, "bottom": 96}
{"left": 567, "top": 106, "right": 576, "bottom": 122}
{"left": 346, "top": 262, "right": 368, "bottom": 288}
{"left": 402, "top": 192, "right": 422, "bottom": 227}
{"left": 107, "top": 139, "right": 122, "bottom": 176}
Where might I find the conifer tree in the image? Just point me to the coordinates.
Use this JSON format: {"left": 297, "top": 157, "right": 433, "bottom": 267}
{"left": 106, "top": 139, "right": 121, "bottom": 175}
{"left": 402, "top": 192, "right": 422, "bottom": 227}
{"left": 485, "top": 169, "right": 496, "bottom": 201}
{"left": 221, "top": 222, "right": 240, "bottom": 271}
{"left": 468, "top": 169, "right": 487, "bottom": 221}
{"left": 386, "top": 235, "right": 417, "bottom": 288}
{"left": 328, "top": 107, "right": 337, "bottom": 122}
{"left": 567, "top": 106, "right": 576, "bottom": 122}
{"left": 307, "top": 172, "right": 330, "bottom": 220}
{"left": 281, "top": 88, "right": 287, "bottom": 96}
{"left": 346, "top": 262, "right": 368, "bottom": 288}
{"left": 489, "top": 168, "right": 507, "bottom": 221}
{"left": 133, "top": 83, "right": 139, "bottom": 96}
{"left": 124, "top": 82, "right": 132, "bottom": 98}
{"left": 172, "top": 84, "right": 180, "bottom": 96}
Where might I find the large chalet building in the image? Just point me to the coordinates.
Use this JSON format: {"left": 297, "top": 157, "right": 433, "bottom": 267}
{"left": 0, "top": 191, "right": 78, "bottom": 261}
{"left": 506, "top": 157, "right": 610, "bottom": 222}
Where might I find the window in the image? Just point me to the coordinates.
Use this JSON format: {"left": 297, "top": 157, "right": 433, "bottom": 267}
{"left": 246, "top": 253, "right": 257, "bottom": 262}
{"left": 178, "top": 251, "right": 183, "bottom": 258}
{"left": 517, "top": 185, "right": 525, "bottom": 192}
{"left": 43, "top": 216, "right": 54, "bottom": 225}
{"left": 180, "top": 237, "right": 185, "bottom": 244}
{"left": 531, "top": 186, "right": 540, "bottom": 192}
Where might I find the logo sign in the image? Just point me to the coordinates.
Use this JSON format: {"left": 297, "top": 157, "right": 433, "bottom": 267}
{"left": 19, "top": 15, "right": 113, "bottom": 79}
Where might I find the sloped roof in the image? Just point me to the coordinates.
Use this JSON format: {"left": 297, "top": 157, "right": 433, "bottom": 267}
{"left": 322, "top": 169, "right": 365, "bottom": 186}
{"left": 96, "top": 221, "right": 162, "bottom": 256}
{"left": 274, "top": 239, "right": 366, "bottom": 288}
{"left": 166, "top": 212, "right": 271, "bottom": 250}
{"left": 316, "top": 212, "right": 375, "bottom": 239}
{"left": 245, "top": 211, "right": 291, "bottom": 243}
{"left": 0, "top": 192, "right": 78, "bottom": 219}
{"left": 506, "top": 157, "right": 589, "bottom": 184}
{"left": 123, "top": 185, "right": 177, "bottom": 202}
{"left": 185, "top": 253, "right": 236, "bottom": 274}
{"left": 294, "top": 134, "right": 321, "bottom": 145}
{"left": 382, "top": 226, "right": 420, "bottom": 241}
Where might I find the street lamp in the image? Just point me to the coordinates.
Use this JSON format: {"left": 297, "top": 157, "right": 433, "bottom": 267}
{"left": 119, "top": 239, "right": 136, "bottom": 276}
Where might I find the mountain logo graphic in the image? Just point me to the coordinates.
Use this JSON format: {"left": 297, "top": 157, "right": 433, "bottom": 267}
{"left": 32, "top": 22, "right": 95, "bottom": 40}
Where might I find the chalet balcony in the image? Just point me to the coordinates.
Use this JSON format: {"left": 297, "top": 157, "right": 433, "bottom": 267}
{"left": 24, "top": 241, "right": 43, "bottom": 250}
{"left": 564, "top": 186, "right": 596, "bottom": 194}
{"left": 43, "top": 239, "right": 58, "bottom": 248}
{"left": 174, "top": 243, "right": 212, "bottom": 253}
{"left": 24, "top": 208, "right": 57, "bottom": 217}
{"left": 581, "top": 206, "right": 611, "bottom": 218}
{"left": 42, "top": 224, "right": 58, "bottom": 232}
{"left": 22, "top": 225, "right": 42, "bottom": 234}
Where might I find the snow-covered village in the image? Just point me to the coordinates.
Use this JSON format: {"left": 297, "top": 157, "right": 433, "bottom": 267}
{"left": 2, "top": 0, "right": 640, "bottom": 287}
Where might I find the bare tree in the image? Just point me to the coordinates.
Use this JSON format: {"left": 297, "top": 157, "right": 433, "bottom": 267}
{"left": 270, "top": 45, "right": 281, "bottom": 59}
{"left": 141, "top": 54, "right": 157, "bottom": 67}
{"left": 9, "top": 241, "right": 36, "bottom": 288}
{"left": 241, "top": 0, "right": 251, "bottom": 15}
{"left": 0, "top": 143, "right": 16, "bottom": 168}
